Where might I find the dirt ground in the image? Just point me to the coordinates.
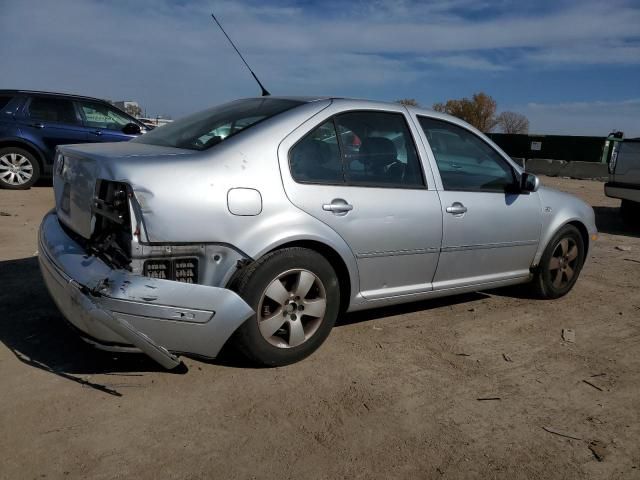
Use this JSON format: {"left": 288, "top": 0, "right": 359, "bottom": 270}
{"left": 0, "top": 176, "right": 638, "bottom": 480}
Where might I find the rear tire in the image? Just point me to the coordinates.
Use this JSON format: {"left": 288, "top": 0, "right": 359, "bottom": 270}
{"left": 531, "top": 225, "right": 585, "bottom": 299}
{"left": 231, "top": 247, "right": 340, "bottom": 366}
{"left": 0, "top": 147, "right": 40, "bottom": 189}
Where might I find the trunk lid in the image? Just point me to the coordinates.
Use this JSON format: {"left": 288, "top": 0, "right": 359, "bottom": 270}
{"left": 55, "top": 142, "right": 192, "bottom": 239}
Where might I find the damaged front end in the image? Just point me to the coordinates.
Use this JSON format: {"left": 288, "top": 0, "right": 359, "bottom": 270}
{"left": 40, "top": 153, "right": 255, "bottom": 369}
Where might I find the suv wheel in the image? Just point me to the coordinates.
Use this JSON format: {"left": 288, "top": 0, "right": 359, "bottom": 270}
{"left": 231, "top": 247, "right": 340, "bottom": 366}
{"left": 531, "top": 224, "right": 585, "bottom": 299}
{"left": 0, "top": 147, "right": 40, "bottom": 189}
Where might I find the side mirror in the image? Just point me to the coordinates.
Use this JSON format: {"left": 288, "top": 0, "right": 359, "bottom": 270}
{"left": 122, "top": 122, "right": 142, "bottom": 135}
{"left": 520, "top": 172, "right": 540, "bottom": 192}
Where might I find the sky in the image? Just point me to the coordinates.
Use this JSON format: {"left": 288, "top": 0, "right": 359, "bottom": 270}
{"left": 1, "top": 0, "right": 639, "bottom": 136}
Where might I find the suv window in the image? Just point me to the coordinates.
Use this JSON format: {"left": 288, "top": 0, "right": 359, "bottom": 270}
{"left": 0, "top": 95, "right": 14, "bottom": 110}
{"left": 419, "top": 117, "right": 515, "bottom": 192}
{"left": 290, "top": 111, "right": 425, "bottom": 188}
{"left": 28, "top": 97, "right": 78, "bottom": 124}
{"left": 79, "top": 102, "right": 135, "bottom": 130}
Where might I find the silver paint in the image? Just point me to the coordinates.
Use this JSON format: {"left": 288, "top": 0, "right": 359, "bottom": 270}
{"left": 40, "top": 96, "right": 597, "bottom": 368}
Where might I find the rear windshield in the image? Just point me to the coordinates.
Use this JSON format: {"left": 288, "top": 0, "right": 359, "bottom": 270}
{"left": 132, "top": 98, "right": 303, "bottom": 151}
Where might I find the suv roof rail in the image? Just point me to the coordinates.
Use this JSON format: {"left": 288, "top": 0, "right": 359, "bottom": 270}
{"left": 0, "top": 89, "right": 107, "bottom": 102}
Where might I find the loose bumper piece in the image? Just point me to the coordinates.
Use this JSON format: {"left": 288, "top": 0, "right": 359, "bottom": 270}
{"left": 38, "top": 210, "right": 255, "bottom": 369}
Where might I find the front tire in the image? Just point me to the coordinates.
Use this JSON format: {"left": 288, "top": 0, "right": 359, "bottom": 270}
{"left": 231, "top": 247, "right": 340, "bottom": 366}
{"left": 0, "top": 147, "right": 40, "bottom": 189}
{"left": 531, "top": 225, "right": 585, "bottom": 299}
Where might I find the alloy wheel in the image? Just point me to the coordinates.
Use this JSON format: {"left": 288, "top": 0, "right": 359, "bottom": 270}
{"left": 257, "top": 268, "right": 327, "bottom": 348}
{"left": 0, "top": 153, "right": 34, "bottom": 186}
{"left": 548, "top": 237, "right": 579, "bottom": 289}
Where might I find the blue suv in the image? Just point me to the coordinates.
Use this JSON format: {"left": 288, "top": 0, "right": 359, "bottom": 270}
{"left": 0, "top": 90, "right": 148, "bottom": 189}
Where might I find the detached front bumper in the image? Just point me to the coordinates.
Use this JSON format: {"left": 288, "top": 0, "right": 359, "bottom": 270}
{"left": 38, "top": 210, "right": 254, "bottom": 369}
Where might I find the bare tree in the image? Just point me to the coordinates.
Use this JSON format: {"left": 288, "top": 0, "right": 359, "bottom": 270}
{"left": 395, "top": 98, "right": 420, "bottom": 107}
{"left": 496, "top": 111, "right": 530, "bottom": 134}
{"left": 432, "top": 92, "right": 498, "bottom": 132}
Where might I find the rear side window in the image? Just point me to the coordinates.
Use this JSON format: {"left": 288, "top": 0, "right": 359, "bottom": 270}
{"left": 419, "top": 117, "right": 515, "bottom": 192}
{"left": 0, "top": 95, "right": 14, "bottom": 110}
{"left": 28, "top": 97, "right": 78, "bottom": 124}
{"left": 335, "top": 111, "right": 424, "bottom": 187}
{"left": 290, "top": 111, "right": 425, "bottom": 188}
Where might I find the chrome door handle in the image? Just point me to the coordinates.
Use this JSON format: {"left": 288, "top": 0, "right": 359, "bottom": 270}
{"left": 446, "top": 203, "right": 467, "bottom": 215}
{"left": 31, "top": 123, "right": 45, "bottom": 129}
{"left": 91, "top": 130, "right": 102, "bottom": 136}
{"left": 322, "top": 200, "right": 353, "bottom": 214}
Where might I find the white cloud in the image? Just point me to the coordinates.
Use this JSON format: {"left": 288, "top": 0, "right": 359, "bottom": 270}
{"left": 1, "top": 0, "right": 639, "bottom": 133}
{"left": 426, "top": 55, "right": 509, "bottom": 71}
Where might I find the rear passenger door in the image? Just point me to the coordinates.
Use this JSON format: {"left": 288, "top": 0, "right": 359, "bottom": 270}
{"left": 280, "top": 106, "right": 443, "bottom": 300}
{"left": 18, "top": 96, "right": 87, "bottom": 163}
{"left": 417, "top": 116, "right": 542, "bottom": 289}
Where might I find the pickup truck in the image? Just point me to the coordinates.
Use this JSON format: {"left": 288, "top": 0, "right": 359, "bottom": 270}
{"left": 605, "top": 139, "right": 640, "bottom": 223}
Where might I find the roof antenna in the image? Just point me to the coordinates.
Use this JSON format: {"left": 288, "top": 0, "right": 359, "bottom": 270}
{"left": 210, "top": 13, "right": 270, "bottom": 97}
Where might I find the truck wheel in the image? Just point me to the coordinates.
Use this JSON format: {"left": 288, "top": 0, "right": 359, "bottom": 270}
{"left": 0, "top": 147, "right": 40, "bottom": 189}
{"left": 232, "top": 247, "right": 340, "bottom": 366}
{"left": 531, "top": 225, "right": 585, "bottom": 299}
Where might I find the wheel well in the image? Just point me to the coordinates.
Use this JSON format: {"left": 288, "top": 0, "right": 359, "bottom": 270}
{"left": 266, "top": 240, "right": 352, "bottom": 314}
{"left": 0, "top": 140, "right": 45, "bottom": 170}
{"left": 568, "top": 220, "right": 589, "bottom": 253}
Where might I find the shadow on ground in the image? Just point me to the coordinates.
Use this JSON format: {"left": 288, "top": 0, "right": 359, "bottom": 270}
{"left": 337, "top": 291, "right": 489, "bottom": 327}
{"left": 0, "top": 256, "right": 178, "bottom": 396}
{"left": 1, "top": 256, "right": 500, "bottom": 386}
{"left": 593, "top": 205, "right": 640, "bottom": 238}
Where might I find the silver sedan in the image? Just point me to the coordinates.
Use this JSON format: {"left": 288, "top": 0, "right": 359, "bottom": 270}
{"left": 38, "top": 97, "right": 597, "bottom": 369}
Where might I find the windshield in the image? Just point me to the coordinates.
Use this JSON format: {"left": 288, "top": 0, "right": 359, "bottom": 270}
{"left": 132, "top": 98, "right": 303, "bottom": 151}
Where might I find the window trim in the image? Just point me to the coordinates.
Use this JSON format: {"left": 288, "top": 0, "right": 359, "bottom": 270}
{"left": 417, "top": 115, "right": 519, "bottom": 194}
{"left": 25, "top": 95, "right": 82, "bottom": 125}
{"left": 288, "top": 109, "right": 428, "bottom": 190}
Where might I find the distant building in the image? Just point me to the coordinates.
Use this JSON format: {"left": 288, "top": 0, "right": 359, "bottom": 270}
{"left": 138, "top": 117, "right": 173, "bottom": 128}
{"left": 111, "top": 100, "right": 172, "bottom": 128}
{"left": 113, "top": 100, "right": 142, "bottom": 117}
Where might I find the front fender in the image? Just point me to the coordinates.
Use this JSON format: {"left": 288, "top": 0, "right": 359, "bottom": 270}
{"left": 533, "top": 186, "right": 597, "bottom": 266}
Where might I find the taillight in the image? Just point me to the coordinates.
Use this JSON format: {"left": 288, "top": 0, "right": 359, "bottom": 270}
{"left": 93, "top": 181, "right": 130, "bottom": 225}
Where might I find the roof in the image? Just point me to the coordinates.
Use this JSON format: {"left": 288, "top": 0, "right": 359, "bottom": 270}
{"left": 0, "top": 89, "right": 108, "bottom": 102}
